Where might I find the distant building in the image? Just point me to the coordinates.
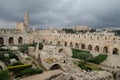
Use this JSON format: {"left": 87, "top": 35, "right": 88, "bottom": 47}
{"left": 73, "top": 26, "right": 91, "bottom": 31}
{"left": 16, "top": 11, "right": 30, "bottom": 32}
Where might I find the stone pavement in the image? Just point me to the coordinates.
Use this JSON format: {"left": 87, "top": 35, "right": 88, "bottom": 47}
{"left": 20, "top": 69, "right": 63, "bottom": 80}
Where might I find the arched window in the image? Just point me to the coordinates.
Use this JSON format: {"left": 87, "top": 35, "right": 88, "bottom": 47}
{"left": 9, "top": 37, "right": 14, "bottom": 45}
{"left": 64, "top": 42, "right": 67, "bottom": 46}
{"left": 105, "top": 37, "right": 107, "bottom": 40}
{"left": 57, "top": 41, "right": 61, "bottom": 45}
{"left": 97, "top": 37, "right": 99, "bottom": 40}
{"left": 0, "top": 37, "right": 4, "bottom": 46}
{"left": 75, "top": 43, "right": 79, "bottom": 48}
{"left": 50, "top": 41, "right": 52, "bottom": 45}
{"left": 113, "top": 48, "right": 119, "bottom": 55}
{"left": 70, "top": 42, "right": 73, "bottom": 47}
{"left": 18, "top": 37, "right": 23, "bottom": 44}
{"left": 91, "top": 36, "right": 93, "bottom": 39}
{"left": 88, "top": 45, "right": 92, "bottom": 50}
{"left": 50, "top": 64, "right": 61, "bottom": 70}
{"left": 43, "top": 39, "right": 45, "bottom": 43}
{"left": 95, "top": 46, "right": 99, "bottom": 52}
{"left": 81, "top": 44, "right": 85, "bottom": 49}
{"left": 103, "top": 47, "right": 108, "bottom": 53}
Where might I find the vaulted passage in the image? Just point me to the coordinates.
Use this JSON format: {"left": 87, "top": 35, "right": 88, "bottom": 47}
{"left": 70, "top": 42, "right": 73, "bottom": 47}
{"left": 57, "top": 41, "right": 61, "bottom": 45}
{"left": 88, "top": 45, "right": 92, "bottom": 50}
{"left": 113, "top": 48, "right": 119, "bottom": 55}
{"left": 64, "top": 42, "right": 67, "bottom": 46}
{"left": 50, "top": 41, "right": 52, "bottom": 45}
{"left": 95, "top": 46, "right": 99, "bottom": 52}
{"left": 18, "top": 37, "right": 23, "bottom": 44}
{"left": 75, "top": 43, "right": 79, "bottom": 48}
{"left": 43, "top": 39, "right": 45, "bottom": 43}
{"left": 0, "top": 37, "right": 4, "bottom": 46}
{"left": 81, "top": 44, "right": 85, "bottom": 49}
{"left": 50, "top": 64, "right": 61, "bottom": 70}
{"left": 9, "top": 37, "right": 14, "bottom": 45}
{"left": 103, "top": 47, "right": 108, "bottom": 53}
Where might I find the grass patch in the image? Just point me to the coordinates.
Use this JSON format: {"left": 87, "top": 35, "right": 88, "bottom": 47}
{"left": 15, "top": 68, "right": 43, "bottom": 78}
{"left": 75, "top": 61, "right": 102, "bottom": 71}
{"left": 72, "top": 49, "right": 108, "bottom": 64}
{"left": 89, "top": 54, "right": 108, "bottom": 64}
{"left": 0, "top": 69, "right": 9, "bottom": 80}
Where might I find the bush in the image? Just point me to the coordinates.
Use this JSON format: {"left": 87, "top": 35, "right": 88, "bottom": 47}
{"left": 15, "top": 68, "right": 43, "bottom": 78}
{"left": 0, "top": 49, "right": 20, "bottom": 66}
{"left": 12, "top": 62, "right": 24, "bottom": 66}
{"left": 39, "top": 43, "right": 43, "bottom": 50}
{"left": 78, "top": 62, "right": 92, "bottom": 71}
{"left": 25, "top": 57, "right": 31, "bottom": 60}
{"left": 0, "top": 48, "right": 10, "bottom": 51}
{"left": 18, "top": 44, "right": 29, "bottom": 53}
{"left": 72, "top": 49, "right": 93, "bottom": 61}
{"left": 72, "top": 49, "right": 108, "bottom": 65}
{"left": 89, "top": 54, "right": 108, "bottom": 64}
{"left": 0, "top": 69, "right": 9, "bottom": 80}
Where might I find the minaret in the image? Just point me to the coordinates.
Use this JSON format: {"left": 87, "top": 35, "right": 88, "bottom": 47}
{"left": 24, "top": 11, "right": 29, "bottom": 32}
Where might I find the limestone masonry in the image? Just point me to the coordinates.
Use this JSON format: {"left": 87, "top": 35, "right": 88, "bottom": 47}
{"left": 0, "top": 11, "right": 120, "bottom": 69}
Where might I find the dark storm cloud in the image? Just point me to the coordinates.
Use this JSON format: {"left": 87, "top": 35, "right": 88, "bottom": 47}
{"left": 0, "top": 0, "right": 120, "bottom": 28}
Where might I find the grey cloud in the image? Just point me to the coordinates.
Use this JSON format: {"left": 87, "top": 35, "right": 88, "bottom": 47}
{"left": 0, "top": 0, "right": 120, "bottom": 28}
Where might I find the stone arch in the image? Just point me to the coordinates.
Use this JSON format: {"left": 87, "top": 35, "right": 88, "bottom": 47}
{"left": 57, "top": 41, "right": 61, "bottom": 45}
{"left": 113, "top": 38, "right": 116, "bottom": 40}
{"left": 50, "top": 41, "right": 52, "bottom": 45}
{"left": 91, "top": 36, "right": 93, "bottom": 39}
{"left": 95, "top": 46, "right": 99, "bottom": 52}
{"left": 50, "top": 64, "right": 61, "bottom": 70}
{"left": 70, "top": 42, "right": 73, "bottom": 47}
{"left": 59, "top": 48, "right": 63, "bottom": 53}
{"left": 113, "top": 48, "right": 119, "bottom": 55}
{"left": 0, "top": 37, "right": 4, "bottom": 46}
{"left": 9, "top": 37, "right": 14, "bottom": 45}
{"left": 97, "top": 37, "right": 99, "bottom": 40}
{"left": 18, "top": 37, "right": 23, "bottom": 44}
{"left": 88, "top": 45, "right": 92, "bottom": 50}
{"left": 105, "top": 37, "right": 107, "bottom": 40}
{"left": 81, "top": 44, "right": 85, "bottom": 49}
{"left": 64, "top": 42, "right": 67, "bottom": 46}
{"left": 43, "top": 39, "right": 45, "bottom": 43}
{"left": 75, "top": 43, "right": 79, "bottom": 48}
{"left": 103, "top": 46, "right": 108, "bottom": 53}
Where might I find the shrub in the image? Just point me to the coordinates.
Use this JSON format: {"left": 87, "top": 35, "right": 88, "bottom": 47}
{"left": 79, "top": 62, "right": 92, "bottom": 71}
{"left": 89, "top": 54, "right": 108, "bottom": 64}
{"left": 12, "top": 62, "right": 24, "bottom": 66}
{"left": 0, "top": 69, "right": 9, "bottom": 80}
{"left": 15, "top": 68, "right": 43, "bottom": 78}
{"left": 0, "top": 48, "right": 9, "bottom": 51}
{"left": 18, "top": 44, "right": 29, "bottom": 53}
{"left": 72, "top": 49, "right": 93, "bottom": 61}
{"left": 39, "top": 42, "right": 43, "bottom": 50}
{"left": 25, "top": 57, "right": 31, "bottom": 60}
{"left": 30, "top": 41, "right": 37, "bottom": 47}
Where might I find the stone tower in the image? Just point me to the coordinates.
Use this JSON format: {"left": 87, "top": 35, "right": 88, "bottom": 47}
{"left": 24, "top": 11, "right": 29, "bottom": 32}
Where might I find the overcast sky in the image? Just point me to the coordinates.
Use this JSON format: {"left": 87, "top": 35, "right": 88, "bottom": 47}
{"left": 0, "top": 0, "right": 120, "bottom": 29}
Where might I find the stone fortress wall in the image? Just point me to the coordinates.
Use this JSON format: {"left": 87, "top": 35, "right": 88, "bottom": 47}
{"left": 0, "top": 11, "right": 120, "bottom": 68}
{"left": 0, "top": 11, "right": 30, "bottom": 46}
{"left": 33, "top": 29, "right": 120, "bottom": 68}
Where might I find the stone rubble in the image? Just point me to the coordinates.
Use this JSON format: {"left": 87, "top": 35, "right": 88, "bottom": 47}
{"left": 33, "top": 45, "right": 115, "bottom": 80}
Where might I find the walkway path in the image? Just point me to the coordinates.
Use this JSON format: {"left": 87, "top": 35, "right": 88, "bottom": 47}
{"left": 20, "top": 69, "right": 63, "bottom": 80}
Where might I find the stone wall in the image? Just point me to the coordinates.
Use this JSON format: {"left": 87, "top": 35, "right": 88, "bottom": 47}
{"left": 32, "top": 30, "right": 120, "bottom": 68}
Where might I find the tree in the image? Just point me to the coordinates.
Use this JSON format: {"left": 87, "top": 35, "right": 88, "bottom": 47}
{"left": 39, "top": 43, "right": 43, "bottom": 50}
